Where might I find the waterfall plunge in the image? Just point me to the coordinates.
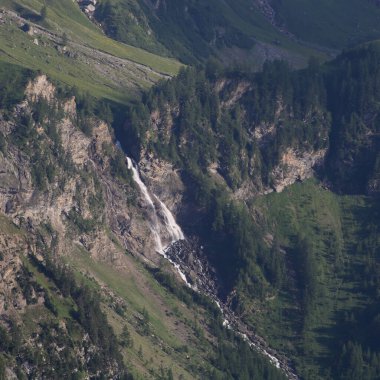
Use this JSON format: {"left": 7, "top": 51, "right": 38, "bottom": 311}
{"left": 126, "top": 157, "right": 164, "bottom": 252}
{"left": 126, "top": 157, "right": 190, "bottom": 285}
{"left": 154, "top": 196, "right": 184, "bottom": 242}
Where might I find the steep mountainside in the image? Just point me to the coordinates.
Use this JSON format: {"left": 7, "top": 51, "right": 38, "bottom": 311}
{"left": 123, "top": 46, "right": 380, "bottom": 197}
{"left": 92, "top": 0, "right": 380, "bottom": 66}
{"left": 270, "top": 0, "right": 380, "bottom": 49}
{"left": 0, "top": 64, "right": 287, "bottom": 379}
{"left": 93, "top": 0, "right": 328, "bottom": 66}
{"left": 122, "top": 44, "right": 380, "bottom": 379}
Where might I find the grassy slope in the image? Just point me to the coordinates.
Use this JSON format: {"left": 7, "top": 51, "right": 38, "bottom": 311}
{"left": 0, "top": 0, "right": 180, "bottom": 103}
{"left": 215, "top": 0, "right": 332, "bottom": 61}
{"left": 271, "top": 0, "right": 380, "bottom": 49}
{"left": 66, "top": 244, "right": 219, "bottom": 379}
{"left": 0, "top": 216, "right": 220, "bottom": 379}
{"left": 105, "top": 0, "right": 330, "bottom": 68}
{"left": 222, "top": 0, "right": 324, "bottom": 55}
{"left": 248, "top": 179, "right": 379, "bottom": 378}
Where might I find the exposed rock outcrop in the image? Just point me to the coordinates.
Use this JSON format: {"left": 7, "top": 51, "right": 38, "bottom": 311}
{"left": 0, "top": 228, "right": 29, "bottom": 316}
{"left": 271, "top": 148, "right": 326, "bottom": 192}
{"left": 25, "top": 74, "right": 55, "bottom": 103}
{"left": 139, "top": 155, "right": 184, "bottom": 212}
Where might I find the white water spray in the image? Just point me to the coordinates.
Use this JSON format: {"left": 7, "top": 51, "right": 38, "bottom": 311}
{"left": 127, "top": 157, "right": 164, "bottom": 252}
{"left": 155, "top": 196, "right": 185, "bottom": 242}
{"left": 127, "top": 157, "right": 155, "bottom": 209}
{"left": 126, "top": 157, "right": 190, "bottom": 285}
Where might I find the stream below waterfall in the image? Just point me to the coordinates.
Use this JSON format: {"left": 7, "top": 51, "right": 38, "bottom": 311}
{"left": 125, "top": 155, "right": 298, "bottom": 380}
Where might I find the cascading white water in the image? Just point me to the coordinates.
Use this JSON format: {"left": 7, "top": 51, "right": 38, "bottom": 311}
{"left": 127, "top": 157, "right": 164, "bottom": 253}
{"left": 126, "top": 157, "right": 190, "bottom": 285}
{"left": 127, "top": 157, "right": 155, "bottom": 209}
{"left": 155, "top": 196, "right": 184, "bottom": 242}
{"left": 126, "top": 157, "right": 184, "bottom": 249}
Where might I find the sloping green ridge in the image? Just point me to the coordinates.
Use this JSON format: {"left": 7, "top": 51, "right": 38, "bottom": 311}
{"left": 96, "top": 0, "right": 329, "bottom": 66}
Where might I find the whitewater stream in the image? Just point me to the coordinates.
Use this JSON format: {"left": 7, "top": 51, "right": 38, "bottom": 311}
{"left": 125, "top": 155, "right": 298, "bottom": 380}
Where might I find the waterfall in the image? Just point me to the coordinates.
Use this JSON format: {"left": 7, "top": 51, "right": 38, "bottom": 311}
{"left": 126, "top": 157, "right": 155, "bottom": 209}
{"left": 126, "top": 157, "right": 164, "bottom": 252}
{"left": 126, "top": 157, "right": 190, "bottom": 285}
{"left": 155, "top": 196, "right": 184, "bottom": 242}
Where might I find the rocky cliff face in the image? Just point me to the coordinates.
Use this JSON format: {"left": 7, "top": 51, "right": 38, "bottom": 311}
{"left": 0, "top": 221, "right": 29, "bottom": 316}
{"left": 0, "top": 215, "right": 126, "bottom": 379}
{"left": 1, "top": 74, "right": 285, "bottom": 380}
{"left": 0, "top": 75, "right": 167, "bottom": 266}
{"left": 0, "top": 75, "right": 169, "bottom": 376}
{"left": 139, "top": 155, "right": 184, "bottom": 211}
{"left": 270, "top": 148, "right": 326, "bottom": 193}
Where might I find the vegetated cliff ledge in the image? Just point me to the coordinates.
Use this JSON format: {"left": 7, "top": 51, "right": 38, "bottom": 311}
{"left": 127, "top": 69, "right": 331, "bottom": 204}
{"left": 124, "top": 48, "right": 380, "bottom": 206}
